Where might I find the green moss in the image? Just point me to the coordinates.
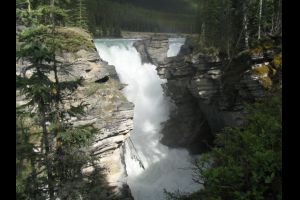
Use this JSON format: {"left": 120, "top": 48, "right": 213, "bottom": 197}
{"left": 55, "top": 27, "right": 94, "bottom": 53}
{"left": 250, "top": 65, "right": 273, "bottom": 89}
{"left": 272, "top": 53, "right": 282, "bottom": 69}
{"left": 262, "top": 42, "right": 275, "bottom": 49}
{"left": 260, "top": 76, "right": 273, "bottom": 89}
{"left": 252, "top": 65, "right": 270, "bottom": 75}
{"left": 203, "top": 46, "right": 219, "bottom": 56}
{"left": 249, "top": 46, "right": 263, "bottom": 54}
{"left": 271, "top": 68, "right": 277, "bottom": 76}
{"left": 249, "top": 40, "right": 275, "bottom": 55}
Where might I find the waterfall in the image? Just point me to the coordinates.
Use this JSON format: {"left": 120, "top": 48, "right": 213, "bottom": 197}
{"left": 167, "top": 38, "right": 186, "bottom": 57}
{"left": 94, "top": 38, "right": 199, "bottom": 200}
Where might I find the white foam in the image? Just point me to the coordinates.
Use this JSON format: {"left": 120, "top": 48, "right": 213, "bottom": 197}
{"left": 167, "top": 38, "right": 186, "bottom": 57}
{"left": 94, "top": 39, "right": 200, "bottom": 200}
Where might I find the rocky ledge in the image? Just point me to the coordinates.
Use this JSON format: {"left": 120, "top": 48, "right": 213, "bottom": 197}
{"left": 133, "top": 36, "right": 281, "bottom": 154}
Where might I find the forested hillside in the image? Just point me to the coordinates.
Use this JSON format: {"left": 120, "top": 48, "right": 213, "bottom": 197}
{"left": 85, "top": 0, "right": 198, "bottom": 37}
{"left": 194, "top": 0, "right": 282, "bottom": 57}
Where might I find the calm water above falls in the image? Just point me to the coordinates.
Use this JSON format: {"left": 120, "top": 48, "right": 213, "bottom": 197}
{"left": 94, "top": 38, "right": 199, "bottom": 200}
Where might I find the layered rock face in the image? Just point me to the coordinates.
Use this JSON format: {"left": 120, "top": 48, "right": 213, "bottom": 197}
{"left": 133, "top": 37, "right": 212, "bottom": 153}
{"left": 133, "top": 35, "right": 169, "bottom": 65}
{"left": 134, "top": 37, "right": 281, "bottom": 154}
{"left": 16, "top": 28, "right": 134, "bottom": 199}
{"left": 67, "top": 50, "right": 134, "bottom": 199}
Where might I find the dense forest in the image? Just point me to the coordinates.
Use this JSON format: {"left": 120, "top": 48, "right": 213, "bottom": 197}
{"left": 194, "top": 0, "right": 282, "bottom": 58}
{"left": 17, "top": 0, "right": 198, "bottom": 37}
{"left": 85, "top": 0, "right": 198, "bottom": 37}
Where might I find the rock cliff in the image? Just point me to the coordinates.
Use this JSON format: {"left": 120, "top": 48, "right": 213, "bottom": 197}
{"left": 134, "top": 36, "right": 281, "bottom": 154}
{"left": 16, "top": 27, "right": 134, "bottom": 199}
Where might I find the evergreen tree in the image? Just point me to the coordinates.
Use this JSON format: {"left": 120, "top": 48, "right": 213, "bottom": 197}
{"left": 194, "top": 0, "right": 282, "bottom": 58}
{"left": 16, "top": 3, "right": 101, "bottom": 199}
{"left": 74, "top": 0, "right": 89, "bottom": 30}
{"left": 165, "top": 92, "right": 282, "bottom": 200}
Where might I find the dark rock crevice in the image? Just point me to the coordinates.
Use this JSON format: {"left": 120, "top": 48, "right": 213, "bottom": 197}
{"left": 133, "top": 36, "right": 280, "bottom": 154}
{"left": 95, "top": 75, "right": 109, "bottom": 83}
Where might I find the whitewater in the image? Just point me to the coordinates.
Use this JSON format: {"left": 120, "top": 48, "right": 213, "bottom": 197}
{"left": 94, "top": 38, "right": 200, "bottom": 200}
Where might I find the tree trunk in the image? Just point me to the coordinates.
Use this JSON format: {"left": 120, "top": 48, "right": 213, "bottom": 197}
{"left": 258, "top": 0, "right": 263, "bottom": 40}
{"left": 79, "top": 0, "right": 82, "bottom": 27}
{"left": 27, "top": 0, "right": 31, "bottom": 12}
{"left": 276, "top": 0, "right": 282, "bottom": 35}
{"left": 243, "top": 3, "right": 249, "bottom": 49}
{"left": 53, "top": 64, "right": 63, "bottom": 149}
{"left": 20, "top": 118, "right": 38, "bottom": 198}
{"left": 50, "top": 0, "right": 55, "bottom": 23}
{"left": 202, "top": 22, "right": 205, "bottom": 45}
{"left": 36, "top": 67, "right": 55, "bottom": 200}
{"left": 227, "top": 40, "right": 230, "bottom": 59}
{"left": 40, "top": 104, "right": 55, "bottom": 200}
{"left": 271, "top": 0, "right": 275, "bottom": 34}
{"left": 30, "top": 156, "right": 39, "bottom": 198}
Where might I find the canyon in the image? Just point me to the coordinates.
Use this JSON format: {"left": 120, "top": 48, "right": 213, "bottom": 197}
{"left": 16, "top": 28, "right": 281, "bottom": 199}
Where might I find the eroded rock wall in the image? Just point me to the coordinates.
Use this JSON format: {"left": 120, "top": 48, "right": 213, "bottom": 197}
{"left": 133, "top": 36, "right": 281, "bottom": 154}
{"left": 16, "top": 28, "right": 134, "bottom": 199}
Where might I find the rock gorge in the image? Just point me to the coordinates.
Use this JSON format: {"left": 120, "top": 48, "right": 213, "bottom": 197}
{"left": 16, "top": 26, "right": 281, "bottom": 199}
{"left": 133, "top": 36, "right": 281, "bottom": 154}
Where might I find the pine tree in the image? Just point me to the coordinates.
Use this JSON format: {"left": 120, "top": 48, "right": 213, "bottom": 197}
{"left": 16, "top": 3, "right": 100, "bottom": 199}
{"left": 258, "top": 0, "right": 263, "bottom": 40}
{"left": 74, "top": 0, "right": 88, "bottom": 30}
{"left": 195, "top": 0, "right": 281, "bottom": 57}
{"left": 165, "top": 93, "right": 282, "bottom": 200}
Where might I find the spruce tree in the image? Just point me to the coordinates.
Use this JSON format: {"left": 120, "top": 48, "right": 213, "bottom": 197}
{"left": 74, "top": 0, "right": 89, "bottom": 30}
{"left": 16, "top": 3, "right": 100, "bottom": 199}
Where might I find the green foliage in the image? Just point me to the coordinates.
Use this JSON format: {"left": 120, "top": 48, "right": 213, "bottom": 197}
{"left": 74, "top": 0, "right": 89, "bottom": 30}
{"left": 165, "top": 189, "right": 202, "bottom": 200}
{"left": 166, "top": 92, "right": 282, "bottom": 200}
{"left": 195, "top": 0, "right": 282, "bottom": 58}
{"left": 16, "top": 8, "right": 38, "bottom": 26}
{"left": 16, "top": 2, "right": 101, "bottom": 199}
{"left": 58, "top": 124, "right": 97, "bottom": 147}
{"left": 36, "top": 5, "right": 68, "bottom": 26}
{"left": 55, "top": 27, "right": 94, "bottom": 52}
